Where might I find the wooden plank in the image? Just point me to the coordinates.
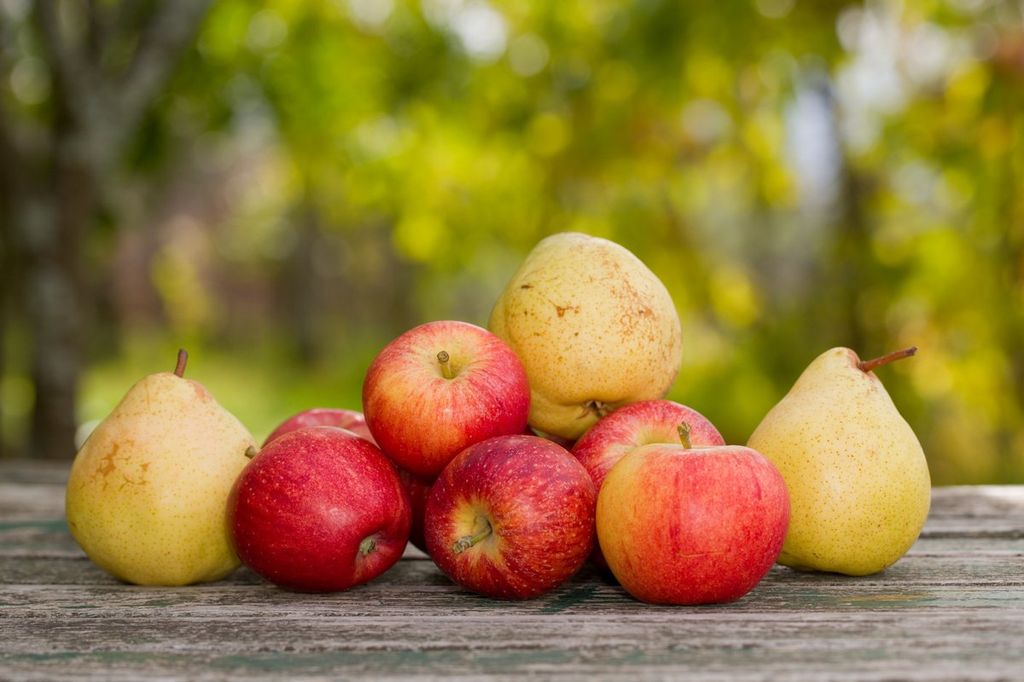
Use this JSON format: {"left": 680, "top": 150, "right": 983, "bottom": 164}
{"left": 0, "top": 459, "right": 71, "bottom": 485}
{"left": 2, "top": 464, "right": 1023, "bottom": 681}
{"left": 1, "top": 554, "right": 1023, "bottom": 679}
{"left": 2, "top": 555, "right": 1023, "bottom": 613}
{"left": 0, "top": 486, "right": 66, "bottom": 524}
{"left": 0, "top": 543, "right": 1022, "bottom": 588}
{"left": 2, "top": 610, "right": 1023, "bottom": 681}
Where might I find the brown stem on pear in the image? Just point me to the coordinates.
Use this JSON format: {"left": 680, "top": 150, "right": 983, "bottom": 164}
{"left": 244, "top": 446, "right": 258, "bottom": 459}
{"left": 453, "top": 519, "right": 493, "bottom": 554}
{"left": 359, "top": 536, "right": 377, "bottom": 556}
{"left": 857, "top": 346, "right": 918, "bottom": 373}
{"left": 585, "top": 400, "right": 611, "bottom": 418}
{"left": 437, "top": 351, "right": 455, "bottom": 380}
{"left": 678, "top": 422, "right": 692, "bottom": 449}
{"left": 174, "top": 348, "right": 188, "bottom": 377}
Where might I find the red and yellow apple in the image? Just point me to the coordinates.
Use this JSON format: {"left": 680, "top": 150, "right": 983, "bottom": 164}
{"left": 572, "top": 400, "right": 724, "bottom": 568}
{"left": 573, "top": 400, "right": 724, "bottom": 494}
{"left": 363, "top": 320, "right": 530, "bottom": 479}
{"left": 597, "top": 427, "right": 789, "bottom": 604}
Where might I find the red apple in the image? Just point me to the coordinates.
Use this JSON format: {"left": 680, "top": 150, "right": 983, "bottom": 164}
{"left": 596, "top": 426, "right": 789, "bottom": 604}
{"left": 262, "top": 408, "right": 432, "bottom": 551}
{"left": 228, "top": 426, "right": 411, "bottom": 592}
{"left": 263, "top": 407, "right": 376, "bottom": 446}
{"left": 572, "top": 400, "right": 724, "bottom": 568}
{"left": 363, "top": 320, "right": 530, "bottom": 478}
{"left": 424, "top": 434, "right": 596, "bottom": 600}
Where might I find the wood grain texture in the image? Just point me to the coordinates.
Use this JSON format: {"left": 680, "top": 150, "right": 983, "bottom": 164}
{"left": 1, "top": 461, "right": 1022, "bottom": 681}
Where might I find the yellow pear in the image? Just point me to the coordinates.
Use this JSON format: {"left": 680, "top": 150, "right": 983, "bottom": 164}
{"left": 489, "top": 232, "right": 682, "bottom": 440}
{"left": 66, "top": 350, "right": 256, "bottom": 586}
{"left": 747, "top": 347, "right": 931, "bottom": 576}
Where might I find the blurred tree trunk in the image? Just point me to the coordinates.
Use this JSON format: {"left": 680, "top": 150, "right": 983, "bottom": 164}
{"left": 0, "top": 97, "right": 36, "bottom": 459}
{"left": 0, "top": 127, "right": 11, "bottom": 458}
{"left": 0, "top": 0, "right": 210, "bottom": 458}
{"left": 819, "top": 79, "right": 871, "bottom": 354}
{"left": 24, "top": 101, "right": 93, "bottom": 460}
{"left": 834, "top": 160, "right": 870, "bottom": 355}
{"left": 283, "top": 198, "right": 323, "bottom": 364}
{"left": 0, "top": 265, "right": 4, "bottom": 457}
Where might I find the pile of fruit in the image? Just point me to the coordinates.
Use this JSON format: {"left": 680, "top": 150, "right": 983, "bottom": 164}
{"left": 65, "top": 232, "right": 932, "bottom": 604}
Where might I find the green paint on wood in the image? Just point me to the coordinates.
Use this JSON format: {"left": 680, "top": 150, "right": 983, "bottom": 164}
{"left": 209, "top": 648, "right": 579, "bottom": 673}
{"left": 541, "top": 585, "right": 598, "bottom": 613}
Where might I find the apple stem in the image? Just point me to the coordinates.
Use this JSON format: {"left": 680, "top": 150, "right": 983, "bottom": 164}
{"left": 359, "top": 536, "right": 377, "bottom": 557}
{"left": 858, "top": 346, "right": 917, "bottom": 373}
{"left": 174, "top": 349, "right": 188, "bottom": 377}
{"left": 678, "top": 422, "right": 692, "bottom": 449}
{"left": 437, "top": 351, "right": 455, "bottom": 380}
{"left": 453, "top": 519, "right": 492, "bottom": 554}
{"left": 244, "top": 446, "right": 258, "bottom": 459}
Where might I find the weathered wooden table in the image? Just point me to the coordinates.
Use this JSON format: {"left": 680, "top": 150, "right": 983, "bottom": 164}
{"left": 2, "top": 460, "right": 1022, "bottom": 681}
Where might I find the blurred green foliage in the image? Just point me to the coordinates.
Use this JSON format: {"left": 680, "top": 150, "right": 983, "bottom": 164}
{"left": 2, "top": 0, "right": 1023, "bottom": 483}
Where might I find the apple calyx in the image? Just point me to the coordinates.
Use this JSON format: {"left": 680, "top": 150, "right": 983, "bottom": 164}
{"left": 174, "top": 348, "right": 188, "bottom": 377}
{"left": 453, "top": 518, "right": 493, "bottom": 554}
{"left": 359, "top": 535, "right": 377, "bottom": 557}
{"left": 857, "top": 346, "right": 917, "bottom": 374}
{"left": 244, "top": 446, "right": 258, "bottom": 459}
{"left": 437, "top": 351, "right": 456, "bottom": 380}
{"left": 678, "top": 422, "right": 692, "bottom": 449}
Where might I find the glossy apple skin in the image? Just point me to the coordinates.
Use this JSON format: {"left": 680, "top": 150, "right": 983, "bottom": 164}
{"left": 228, "top": 426, "right": 411, "bottom": 592}
{"left": 263, "top": 408, "right": 376, "bottom": 447}
{"left": 597, "top": 443, "right": 789, "bottom": 605}
{"left": 263, "top": 407, "right": 433, "bottom": 551}
{"left": 363, "top": 320, "right": 530, "bottom": 479}
{"left": 572, "top": 400, "right": 724, "bottom": 568}
{"left": 424, "top": 435, "right": 596, "bottom": 600}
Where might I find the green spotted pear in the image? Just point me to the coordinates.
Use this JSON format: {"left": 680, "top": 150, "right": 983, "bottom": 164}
{"left": 747, "top": 347, "right": 931, "bottom": 576}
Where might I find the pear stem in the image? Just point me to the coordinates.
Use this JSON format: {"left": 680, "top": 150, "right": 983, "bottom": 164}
{"left": 678, "top": 422, "right": 692, "bottom": 449}
{"left": 244, "top": 446, "right": 258, "bottom": 459}
{"left": 437, "top": 351, "right": 455, "bottom": 380}
{"left": 858, "top": 346, "right": 917, "bottom": 373}
{"left": 174, "top": 348, "right": 188, "bottom": 377}
{"left": 359, "top": 536, "right": 376, "bottom": 556}
{"left": 453, "top": 519, "right": 493, "bottom": 554}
